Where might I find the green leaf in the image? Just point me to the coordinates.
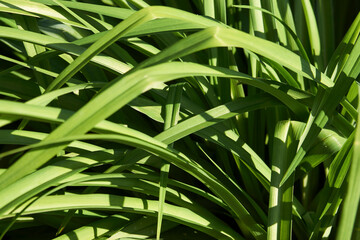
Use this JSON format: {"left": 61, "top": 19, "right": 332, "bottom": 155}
{"left": 336, "top": 83, "right": 360, "bottom": 240}
{"left": 4, "top": 194, "right": 243, "bottom": 240}
{"left": 157, "top": 83, "right": 183, "bottom": 240}
{"left": 268, "top": 121, "right": 296, "bottom": 240}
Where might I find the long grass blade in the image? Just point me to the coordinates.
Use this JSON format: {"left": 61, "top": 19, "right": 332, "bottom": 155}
{"left": 157, "top": 83, "right": 183, "bottom": 240}
{"left": 336, "top": 83, "right": 360, "bottom": 240}
{"left": 268, "top": 121, "right": 296, "bottom": 240}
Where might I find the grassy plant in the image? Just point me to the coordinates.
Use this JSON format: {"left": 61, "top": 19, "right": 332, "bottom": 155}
{"left": 0, "top": 0, "right": 359, "bottom": 239}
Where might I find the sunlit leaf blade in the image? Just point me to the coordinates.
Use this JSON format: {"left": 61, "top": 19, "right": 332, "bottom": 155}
{"left": 52, "top": 214, "right": 136, "bottom": 240}
{"left": 309, "top": 132, "right": 354, "bottom": 239}
{"left": 281, "top": 27, "right": 360, "bottom": 186}
{"left": 268, "top": 121, "right": 296, "bottom": 240}
{"left": 157, "top": 83, "right": 183, "bottom": 240}
{"left": 300, "top": 0, "right": 323, "bottom": 69}
{"left": 336, "top": 83, "right": 360, "bottom": 240}
{"left": 4, "top": 194, "right": 243, "bottom": 240}
{"left": 0, "top": 61, "right": 306, "bottom": 191}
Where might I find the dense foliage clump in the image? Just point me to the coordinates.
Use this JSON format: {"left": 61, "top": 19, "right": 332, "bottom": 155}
{"left": 0, "top": 0, "right": 359, "bottom": 239}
